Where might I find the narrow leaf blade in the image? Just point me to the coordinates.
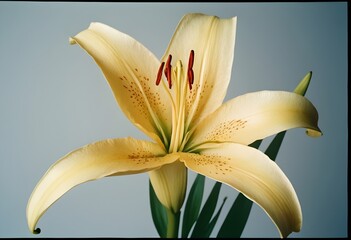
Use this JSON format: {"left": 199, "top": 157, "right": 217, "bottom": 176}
{"left": 181, "top": 174, "right": 205, "bottom": 238}
{"left": 249, "top": 139, "right": 262, "bottom": 149}
{"left": 217, "top": 193, "right": 253, "bottom": 238}
{"left": 149, "top": 180, "right": 167, "bottom": 238}
{"left": 191, "top": 181, "right": 222, "bottom": 238}
{"left": 265, "top": 131, "right": 287, "bottom": 161}
{"left": 205, "top": 196, "right": 228, "bottom": 237}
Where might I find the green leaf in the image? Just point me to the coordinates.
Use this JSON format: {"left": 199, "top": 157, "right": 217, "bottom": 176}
{"left": 191, "top": 181, "right": 222, "bottom": 238}
{"left": 264, "top": 131, "right": 287, "bottom": 161}
{"left": 248, "top": 139, "right": 262, "bottom": 149}
{"left": 217, "top": 193, "right": 253, "bottom": 238}
{"left": 149, "top": 180, "right": 167, "bottom": 238}
{"left": 205, "top": 196, "right": 228, "bottom": 237}
{"left": 181, "top": 174, "right": 205, "bottom": 238}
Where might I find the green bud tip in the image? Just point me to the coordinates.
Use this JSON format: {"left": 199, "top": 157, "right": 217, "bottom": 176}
{"left": 293, "top": 71, "right": 313, "bottom": 96}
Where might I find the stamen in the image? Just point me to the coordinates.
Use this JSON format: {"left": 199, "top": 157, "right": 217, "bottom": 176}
{"left": 187, "top": 69, "right": 194, "bottom": 90}
{"left": 187, "top": 50, "right": 195, "bottom": 90}
{"left": 188, "top": 50, "right": 194, "bottom": 69}
{"left": 156, "top": 62, "right": 165, "bottom": 86}
{"left": 167, "top": 68, "right": 172, "bottom": 89}
{"left": 164, "top": 54, "right": 172, "bottom": 89}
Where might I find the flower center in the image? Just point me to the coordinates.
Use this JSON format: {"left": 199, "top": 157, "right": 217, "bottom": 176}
{"left": 155, "top": 50, "right": 195, "bottom": 153}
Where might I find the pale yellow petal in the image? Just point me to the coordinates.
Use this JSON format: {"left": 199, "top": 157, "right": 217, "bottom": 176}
{"left": 179, "top": 143, "right": 302, "bottom": 238}
{"left": 187, "top": 91, "right": 321, "bottom": 150}
{"left": 26, "top": 138, "right": 177, "bottom": 233}
{"left": 162, "top": 13, "right": 237, "bottom": 128}
{"left": 70, "top": 23, "right": 172, "bottom": 146}
{"left": 149, "top": 160, "right": 186, "bottom": 213}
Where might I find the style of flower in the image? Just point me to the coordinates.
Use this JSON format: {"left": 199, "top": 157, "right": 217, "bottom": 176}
{"left": 26, "top": 13, "right": 321, "bottom": 238}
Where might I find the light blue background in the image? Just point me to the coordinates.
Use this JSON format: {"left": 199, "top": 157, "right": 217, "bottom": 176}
{"left": 0, "top": 2, "right": 347, "bottom": 238}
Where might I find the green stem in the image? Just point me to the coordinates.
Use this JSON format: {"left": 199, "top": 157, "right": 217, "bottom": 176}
{"left": 166, "top": 208, "right": 180, "bottom": 238}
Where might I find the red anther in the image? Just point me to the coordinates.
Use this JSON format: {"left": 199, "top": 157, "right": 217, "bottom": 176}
{"left": 164, "top": 54, "right": 172, "bottom": 89}
{"left": 188, "top": 50, "right": 194, "bottom": 70}
{"left": 166, "top": 54, "right": 172, "bottom": 66}
{"left": 187, "top": 50, "right": 195, "bottom": 90}
{"left": 167, "top": 68, "right": 172, "bottom": 89}
{"left": 156, "top": 62, "right": 165, "bottom": 86}
{"left": 165, "top": 54, "right": 172, "bottom": 76}
{"left": 190, "top": 69, "right": 194, "bottom": 84}
{"left": 187, "top": 69, "right": 194, "bottom": 90}
{"left": 164, "top": 66, "right": 168, "bottom": 77}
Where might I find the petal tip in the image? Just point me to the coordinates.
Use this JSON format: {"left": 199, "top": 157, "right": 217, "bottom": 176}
{"left": 69, "top": 37, "right": 76, "bottom": 45}
{"left": 306, "top": 128, "right": 323, "bottom": 137}
{"left": 33, "top": 228, "right": 41, "bottom": 235}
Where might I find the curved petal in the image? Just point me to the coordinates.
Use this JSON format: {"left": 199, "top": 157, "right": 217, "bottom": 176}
{"left": 187, "top": 91, "right": 322, "bottom": 150}
{"left": 149, "top": 160, "right": 187, "bottom": 213}
{"left": 178, "top": 143, "right": 302, "bottom": 238}
{"left": 162, "top": 13, "right": 237, "bottom": 128}
{"left": 26, "top": 137, "right": 177, "bottom": 233}
{"left": 70, "top": 23, "right": 172, "bottom": 147}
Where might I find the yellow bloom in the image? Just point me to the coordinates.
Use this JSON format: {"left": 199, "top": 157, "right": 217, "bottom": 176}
{"left": 27, "top": 13, "right": 321, "bottom": 238}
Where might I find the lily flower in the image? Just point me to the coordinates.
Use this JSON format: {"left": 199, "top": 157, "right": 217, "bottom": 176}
{"left": 26, "top": 13, "right": 321, "bottom": 238}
